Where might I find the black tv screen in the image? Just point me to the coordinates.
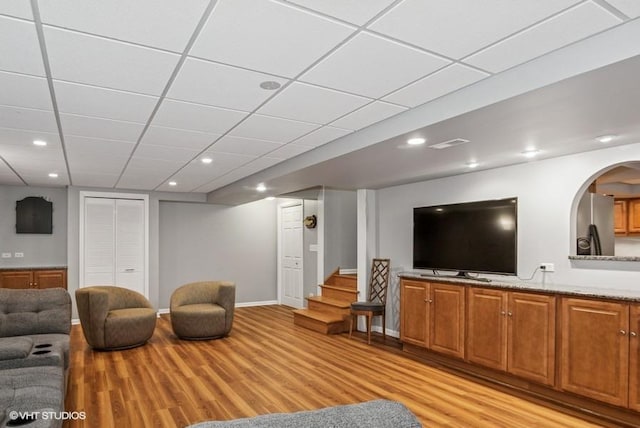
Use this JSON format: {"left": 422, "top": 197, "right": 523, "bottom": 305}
{"left": 413, "top": 198, "right": 517, "bottom": 276}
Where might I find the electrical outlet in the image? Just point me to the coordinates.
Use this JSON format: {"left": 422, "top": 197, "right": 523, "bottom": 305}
{"left": 1, "top": 253, "right": 11, "bottom": 258}
{"left": 540, "top": 263, "right": 555, "bottom": 272}
{"left": 14, "top": 252, "right": 24, "bottom": 258}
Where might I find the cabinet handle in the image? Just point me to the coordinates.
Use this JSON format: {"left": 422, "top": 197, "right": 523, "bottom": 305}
{"left": 507, "top": 311, "right": 513, "bottom": 317}
{"left": 500, "top": 310, "right": 506, "bottom": 316}
{"left": 620, "top": 330, "right": 626, "bottom": 335}
{"left": 631, "top": 331, "right": 637, "bottom": 337}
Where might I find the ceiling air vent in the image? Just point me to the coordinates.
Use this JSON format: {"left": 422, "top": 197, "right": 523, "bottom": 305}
{"left": 428, "top": 138, "right": 470, "bottom": 150}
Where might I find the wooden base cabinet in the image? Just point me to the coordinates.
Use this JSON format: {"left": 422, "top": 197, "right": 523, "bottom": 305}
{"left": 400, "top": 279, "right": 465, "bottom": 358}
{"left": 630, "top": 305, "right": 640, "bottom": 412}
{"left": 560, "top": 298, "right": 631, "bottom": 408}
{"left": 467, "top": 287, "right": 556, "bottom": 386}
{"left": 0, "top": 268, "right": 67, "bottom": 289}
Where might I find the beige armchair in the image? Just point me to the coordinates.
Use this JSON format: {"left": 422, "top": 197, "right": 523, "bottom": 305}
{"left": 75, "top": 286, "right": 157, "bottom": 350}
{"left": 170, "top": 281, "right": 235, "bottom": 340}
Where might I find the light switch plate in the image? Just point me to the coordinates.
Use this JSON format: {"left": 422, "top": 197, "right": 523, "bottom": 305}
{"left": 14, "top": 252, "right": 24, "bottom": 258}
{"left": 1, "top": 253, "right": 11, "bottom": 258}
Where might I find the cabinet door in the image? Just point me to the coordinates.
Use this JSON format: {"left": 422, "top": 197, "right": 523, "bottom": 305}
{"left": 629, "top": 305, "right": 640, "bottom": 411}
{"left": 400, "top": 280, "right": 428, "bottom": 347}
{"left": 0, "top": 271, "right": 33, "bottom": 289}
{"left": 429, "top": 283, "right": 465, "bottom": 358}
{"left": 507, "top": 293, "right": 556, "bottom": 386}
{"left": 613, "top": 199, "right": 627, "bottom": 235}
{"left": 628, "top": 199, "right": 640, "bottom": 233}
{"left": 34, "top": 269, "right": 67, "bottom": 289}
{"left": 560, "top": 298, "right": 628, "bottom": 407}
{"left": 467, "top": 287, "right": 507, "bottom": 370}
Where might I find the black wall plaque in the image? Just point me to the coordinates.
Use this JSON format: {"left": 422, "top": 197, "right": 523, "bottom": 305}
{"left": 16, "top": 196, "right": 53, "bottom": 234}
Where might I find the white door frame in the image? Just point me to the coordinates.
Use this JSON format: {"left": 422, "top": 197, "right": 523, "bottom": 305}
{"left": 277, "top": 200, "right": 304, "bottom": 308}
{"left": 79, "top": 191, "right": 150, "bottom": 298}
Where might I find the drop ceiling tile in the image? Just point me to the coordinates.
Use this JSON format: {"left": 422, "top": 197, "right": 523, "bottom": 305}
{"left": 258, "top": 82, "right": 371, "bottom": 124}
{"left": 196, "top": 151, "right": 255, "bottom": 170}
{"left": 195, "top": 155, "right": 284, "bottom": 192}
{"left": 140, "top": 125, "right": 220, "bottom": 151}
{"left": 300, "top": 32, "right": 450, "bottom": 98}
{"left": 117, "top": 172, "right": 169, "bottom": 190}
{"left": 38, "top": 0, "right": 209, "bottom": 52}
{"left": 0, "top": 71, "right": 52, "bottom": 110}
{"left": 290, "top": 126, "right": 352, "bottom": 147}
{"left": 64, "top": 135, "right": 136, "bottom": 158}
{"left": 229, "top": 114, "right": 319, "bottom": 143}
{"left": 70, "top": 172, "right": 120, "bottom": 188}
{"left": 285, "top": 0, "right": 395, "bottom": 25}
{"left": 20, "top": 174, "right": 70, "bottom": 187}
{"left": 0, "top": 1, "right": 33, "bottom": 20}
{"left": 0, "top": 127, "right": 60, "bottom": 147}
{"left": 168, "top": 58, "right": 289, "bottom": 111}
{"left": 54, "top": 81, "right": 158, "bottom": 123}
{"left": 0, "top": 16, "right": 45, "bottom": 76}
{"left": 0, "top": 106, "right": 57, "bottom": 133}
{"left": 60, "top": 113, "right": 144, "bottom": 141}
{"left": 153, "top": 99, "right": 247, "bottom": 134}
{"left": 44, "top": 26, "right": 180, "bottom": 95}
{"left": 210, "top": 135, "right": 283, "bottom": 157}
{"left": 267, "top": 143, "right": 314, "bottom": 159}
{"left": 191, "top": 0, "right": 355, "bottom": 77}
{"left": 331, "top": 101, "right": 407, "bottom": 130}
{"left": 0, "top": 172, "right": 23, "bottom": 186}
{"left": 68, "top": 152, "right": 129, "bottom": 174}
{"left": 464, "top": 2, "right": 622, "bottom": 73}
{"left": 606, "top": 0, "right": 640, "bottom": 17}
{"left": 370, "top": 0, "right": 580, "bottom": 59}
{"left": 133, "top": 144, "right": 200, "bottom": 163}
{"left": 383, "top": 64, "right": 490, "bottom": 107}
{"left": 126, "top": 157, "right": 185, "bottom": 172}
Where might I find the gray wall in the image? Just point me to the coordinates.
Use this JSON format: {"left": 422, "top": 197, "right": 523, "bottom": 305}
{"left": 303, "top": 199, "right": 318, "bottom": 300}
{"left": 323, "top": 189, "right": 357, "bottom": 275}
{"left": 158, "top": 198, "right": 278, "bottom": 308}
{"left": 0, "top": 185, "right": 67, "bottom": 268}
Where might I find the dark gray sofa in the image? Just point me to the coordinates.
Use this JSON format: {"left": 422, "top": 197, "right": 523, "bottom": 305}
{"left": 0, "top": 288, "right": 71, "bottom": 428}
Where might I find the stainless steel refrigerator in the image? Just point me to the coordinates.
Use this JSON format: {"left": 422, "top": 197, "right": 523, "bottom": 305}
{"left": 576, "top": 192, "right": 615, "bottom": 255}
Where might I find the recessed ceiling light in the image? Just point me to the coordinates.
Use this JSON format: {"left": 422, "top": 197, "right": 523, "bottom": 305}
{"left": 266, "top": 196, "right": 275, "bottom": 201}
{"left": 33, "top": 140, "right": 47, "bottom": 146}
{"left": 407, "top": 137, "right": 426, "bottom": 146}
{"left": 596, "top": 135, "right": 616, "bottom": 143}
{"left": 522, "top": 149, "right": 540, "bottom": 158}
{"left": 466, "top": 161, "right": 479, "bottom": 168}
{"left": 260, "top": 81, "right": 281, "bottom": 90}
{"left": 428, "top": 138, "right": 470, "bottom": 149}
{"left": 201, "top": 157, "right": 213, "bottom": 164}
{"left": 435, "top": 208, "right": 443, "bottom": 212}
{"left": 256, "top": 183, "right": 267, "bottom": 192}
{"left": 168, "top": 181, "right": 177, "bottom": 186}
{"left": 48, "top": 173, "right": 58, "bottom": 178}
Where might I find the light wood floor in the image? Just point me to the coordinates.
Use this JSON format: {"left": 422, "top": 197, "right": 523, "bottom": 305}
{"left": 64, "top": 305, "right": 602, "bottom": 428}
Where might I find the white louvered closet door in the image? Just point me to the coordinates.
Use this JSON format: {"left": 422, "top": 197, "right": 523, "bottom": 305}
{"left": 83, "top": 197, "right": 145, "bottom": 295}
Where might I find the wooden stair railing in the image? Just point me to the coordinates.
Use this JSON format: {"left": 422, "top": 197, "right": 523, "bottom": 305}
{"left": 292, "top": 268, "right": 357, "bottom": 334}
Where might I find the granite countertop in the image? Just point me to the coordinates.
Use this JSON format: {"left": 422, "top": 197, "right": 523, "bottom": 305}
{"left": 568, "top": 255, "right": 640, "bottom": 261}
{"left": 0, "top": 266, "right": 67, "bottom": 271}
{"left": 398, "top": 271, "right": 640, "bottom": 302}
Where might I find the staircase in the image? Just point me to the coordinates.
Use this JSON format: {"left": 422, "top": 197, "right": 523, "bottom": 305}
{"left": 292, "top": 269, "right": 358, "bottom": 334}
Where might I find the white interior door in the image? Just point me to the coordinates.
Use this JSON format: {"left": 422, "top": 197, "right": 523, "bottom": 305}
{"left": 115, "top": 199, "right": 145, "bottom": 295}
{"left": 81, "top": 193, "right": 148, "bottom": 297}
{"left": 281, "top": 204, "right": 303, "bottom": 308}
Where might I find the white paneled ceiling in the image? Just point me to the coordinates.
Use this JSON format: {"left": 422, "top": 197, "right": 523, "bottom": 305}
{"left": 0, "top": 0, "right": 636, "bottom": 195}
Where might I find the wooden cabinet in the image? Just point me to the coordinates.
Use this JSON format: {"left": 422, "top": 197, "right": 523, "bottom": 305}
{"left": 400, "top": 280, "right": 428, "bottom": 347}
{"left": 560, "top": 298, "right": 629, "bottom": 407}
{"left": 614, "top": 199, "right": 628, "bottom": 235}
{"left": 467, "top": 287, "right": 556, "bottom": 386}
{"left": 614, "top": 198, "right": 640, "bottom": 235}
{"left": 0, "top": 268, "right": 67, "bottom": 289}
{"left": 629, "top": 199, "right": 640, "bottom": 233}
{"left": 400, "top": 279, "right": 465, "bottom": 358}
{"left": 630, "top": 305, "right": 640, "bottom": 412}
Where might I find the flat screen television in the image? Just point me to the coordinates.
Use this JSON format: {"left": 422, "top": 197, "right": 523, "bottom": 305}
{"left": 413, "top": 198, "right": 517, "bottom": 277}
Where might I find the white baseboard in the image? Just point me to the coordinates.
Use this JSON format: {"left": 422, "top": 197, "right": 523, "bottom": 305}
{"left": 71, "top": 319, "right": 80, "bottom": 325}
{"left": 339, "top": 268, "right": 357, "bottom": 275}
